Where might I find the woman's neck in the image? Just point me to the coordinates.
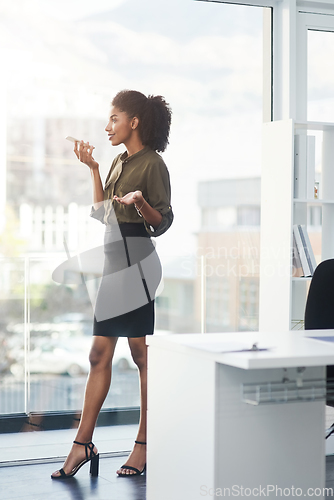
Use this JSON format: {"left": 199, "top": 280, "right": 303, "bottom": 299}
{"left": 125, "top": 136, "right": 146, "bottom": 158}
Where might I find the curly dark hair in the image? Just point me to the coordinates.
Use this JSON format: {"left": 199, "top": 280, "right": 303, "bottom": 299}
{"left": 111, "top": 90, "right": 172, "bottom": 152}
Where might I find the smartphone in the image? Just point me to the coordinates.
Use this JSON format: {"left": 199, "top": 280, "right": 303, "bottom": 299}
{"left": 65, "top": 136, "right": 80, "bottom": 143}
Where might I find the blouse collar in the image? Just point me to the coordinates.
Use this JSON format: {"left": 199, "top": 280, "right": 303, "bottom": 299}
{"left": 119, "top": 146, "right": 151, "bottom": 164}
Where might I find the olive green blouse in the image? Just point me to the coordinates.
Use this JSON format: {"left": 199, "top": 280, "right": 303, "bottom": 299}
{"left": 90, "top": 146, "right": 173, "bottom": 237}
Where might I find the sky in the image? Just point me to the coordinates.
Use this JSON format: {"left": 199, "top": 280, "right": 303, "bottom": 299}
{"left": 1, "top": 0, "right": 334, "bottom": 260}
{"left": 6, "top": 0, "right": 334, "bottom": 255}
{"left": 35, "top": 0, "right": 125, "bottom": 20}
{"left": 0, "top": 0, "right": 267, "bottom": 257}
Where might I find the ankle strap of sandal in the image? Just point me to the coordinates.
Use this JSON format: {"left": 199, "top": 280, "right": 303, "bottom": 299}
{"left": 73, "top": 440, "right": 96, "bottom": 460}
{"left": 135, "top": 440, "right": 147, "bottom": 445}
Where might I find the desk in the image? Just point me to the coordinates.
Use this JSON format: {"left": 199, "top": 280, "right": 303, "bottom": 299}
{"left": 146, "top": 331, "right": 334, "bottom": 500}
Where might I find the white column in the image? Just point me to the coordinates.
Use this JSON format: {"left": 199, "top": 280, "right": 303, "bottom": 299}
{"left": 321, "top": 130, "right": 334, "bottom": 260}
{"left": 259, "top": 119, "right": 294, "bottom": 332}
{"left": 272, "top": 0, "right": 297, "bottom": 121}
{"left": 263, "top": 8, "right": 273, "bottom": 123}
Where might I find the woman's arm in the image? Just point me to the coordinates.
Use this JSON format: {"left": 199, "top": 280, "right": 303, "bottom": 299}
{"left": 90, "top": 168, "right": 104, "bottom": 208}
{"left": 74, "top": 141, "right": 104, "bottom": 208}
{"left": 113, "top": 191, "right": 162, "bottom": 229}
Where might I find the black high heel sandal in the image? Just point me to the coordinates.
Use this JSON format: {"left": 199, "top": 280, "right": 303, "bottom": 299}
{"left": 117, "top": 440, "right": 146, "bottom": 477}
{"left": 51, "top": 440, "right": 99, "bottom": 479}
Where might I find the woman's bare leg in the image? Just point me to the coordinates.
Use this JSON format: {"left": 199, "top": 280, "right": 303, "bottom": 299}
{"left": 116, "top": 336, "right": 147, "bottom": 475}
{"left": 52, "top": 335, "right": 118, "bottom": 477}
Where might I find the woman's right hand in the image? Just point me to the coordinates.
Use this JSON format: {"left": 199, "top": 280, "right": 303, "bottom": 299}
{"left": 74, "top": 140, "right": 99, "bottom": 170}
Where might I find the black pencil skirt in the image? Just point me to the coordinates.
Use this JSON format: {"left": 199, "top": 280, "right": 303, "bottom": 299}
{"left": 93, "top": 222, "right": 162, "bottom": 338}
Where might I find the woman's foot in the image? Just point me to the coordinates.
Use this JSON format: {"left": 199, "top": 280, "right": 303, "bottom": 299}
{"left": 51, "top": 441, "right": 98, "bottom": 478}
{"left": 116, "top": 441, "right": 146, "bottom": 476}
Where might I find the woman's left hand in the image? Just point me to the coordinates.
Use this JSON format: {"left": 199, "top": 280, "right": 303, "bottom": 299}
{"left": 114, "top": 190, "right": 162, "bottom": 228}
{"left": 113, "top": 190, "right": 143, "bottom": 206}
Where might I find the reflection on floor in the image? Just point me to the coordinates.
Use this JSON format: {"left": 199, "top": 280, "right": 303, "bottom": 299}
{"left": 1, "top": 454, "right": 146, "bottom": 500}
{"left": 2, "top": 455, "right": 334, "bottom": 499}
{"left": 0, "top": 425, "right": 138, "bottom": 463}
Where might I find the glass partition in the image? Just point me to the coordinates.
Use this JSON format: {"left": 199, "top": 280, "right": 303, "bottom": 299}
{"left": 305, "top": 29, "right": 334, "bottom": 263}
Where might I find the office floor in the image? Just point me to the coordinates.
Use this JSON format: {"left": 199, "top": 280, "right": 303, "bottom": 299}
{"left": 0, "top": 425, "right": 143, "bottom": 500}
{"left": 1, "top": 454, "right": 146, "bottom": 500}
{"left": 2, "top": 418, "right": 334, "bottom": 500}
{"left": 326, "top": 456, "right": 334, "bottom": 498}
{"left": 0, "top": 425, "right": 138, "bottom": 462}
{"left": 2, "top": 455, "right": 334, "bottom": 500}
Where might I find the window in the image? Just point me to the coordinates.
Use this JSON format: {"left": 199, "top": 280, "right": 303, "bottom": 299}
{"left": 308, "top": 30, "right": 334, "bottom": 122}
{"left": 238, "top": 278, "right": 259, "bottom": 331}
{"left": 0, "top": 0, "right": 264, "bottom": 440}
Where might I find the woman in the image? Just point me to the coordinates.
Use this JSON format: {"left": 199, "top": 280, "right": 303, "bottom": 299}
{"left": 51, "top": 90, "right": 173, "bottom": 479}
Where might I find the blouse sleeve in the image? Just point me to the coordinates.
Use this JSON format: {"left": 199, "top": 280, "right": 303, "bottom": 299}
{"left": 89, "top": 156, "right": 120, "bottom": 225}
{"left": 90, "top": 201, "right": 106, "bottom": 224}
{"left": 144, "top": 162, "right": 173, "bottom": 237}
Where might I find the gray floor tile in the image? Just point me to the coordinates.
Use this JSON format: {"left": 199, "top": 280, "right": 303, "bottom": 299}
{"left": 4, "top": 455, "right": 334, "bottom": 500}
{"left": 1, "top": 456, "right": 146, "bottom": 500}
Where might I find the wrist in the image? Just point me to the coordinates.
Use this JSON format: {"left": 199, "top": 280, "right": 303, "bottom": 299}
{"left": 90, "top": 165, "right": 100, "bottom": 175}
{"left": 134, "top": 198, "right": 145, "bottom": 217}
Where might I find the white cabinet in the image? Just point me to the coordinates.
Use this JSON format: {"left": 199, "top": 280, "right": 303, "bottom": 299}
{"left": 146, "top": 332, "right": 332, "bottom": 500}
{"left": 259, "top": 120, "right": 334, "bottom": 331}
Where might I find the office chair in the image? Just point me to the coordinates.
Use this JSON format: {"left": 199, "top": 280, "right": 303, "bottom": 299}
{"left": 304, "top": 258, "right": 334, "bottom": 438}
